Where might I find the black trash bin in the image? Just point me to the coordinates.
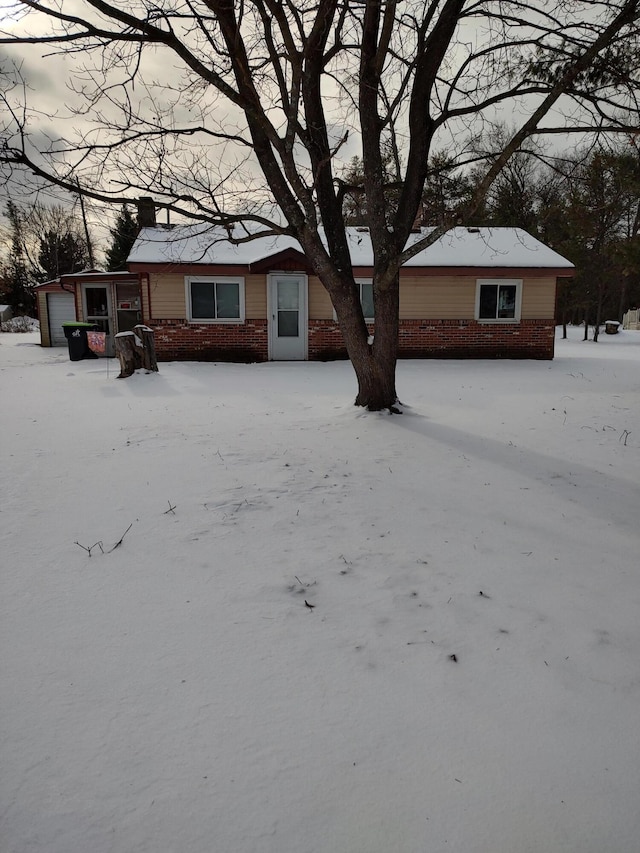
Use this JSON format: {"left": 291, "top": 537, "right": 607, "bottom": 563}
{"left": 62, "top": 322, "right": 99, "bottom": 361}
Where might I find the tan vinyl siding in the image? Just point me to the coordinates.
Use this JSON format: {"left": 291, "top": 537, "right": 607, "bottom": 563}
{"left": 147, "top": 270, "right": 557, "bottom": 322}
{"left": 309, "top": 276, "right": 333, "bottom": 319}
{"left": 520, "top": 276, "right": 556, "bottom": 319}
{"left": 400, "top": 274, "right": 556, "bottom": 320}
{"left": 149, "top": 273, "right": 186, "bottom": 319}
{"left": 245, "top": 274, "right": 267, "bottom": 318}
{"left": 399, "top": 276, "right": 475, "bottom": 319}
{"left": 149, "top": 272, "right": 267, "bottom": 319}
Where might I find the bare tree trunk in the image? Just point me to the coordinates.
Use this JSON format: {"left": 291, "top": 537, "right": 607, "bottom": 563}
{"left": 593, "top": 282, "right": 604, "bottom": 342}
{"left": 618, "top": 273, "right": 629, "bottom": 322}
{"left": 333, "top": 273, "right": 400, "bottom": 411}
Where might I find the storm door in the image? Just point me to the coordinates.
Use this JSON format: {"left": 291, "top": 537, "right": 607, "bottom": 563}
{"left": 82, "top": 283, "right": 115, "bottom": 356}
{"left": 268, "top": 274, "right": 307, "bottom": 360}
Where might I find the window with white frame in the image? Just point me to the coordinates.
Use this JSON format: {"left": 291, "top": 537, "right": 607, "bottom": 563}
{"left": 358, "top": 280, "right": 374, "bottom": 321}
{"left": 334, "top": 280, "right": 374, "bottom": 322}
{"left": 186, "top": 276, "right": 245, "bottom": 322}
{"left": 476, "top": 279, "right": 522, "bottom": 322}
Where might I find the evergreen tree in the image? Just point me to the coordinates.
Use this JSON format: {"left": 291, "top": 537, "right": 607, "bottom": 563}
{"left": 2, "top": 201, "right": 36, "bottom": 315}
{"left": 37, "top": 229, "right": 89, "bottom": 280}
{"left": 105, "top": 204, "right": 138, "bottom": 271}
{"left": 421, "top": 153, "right": 478, "bottom": 227}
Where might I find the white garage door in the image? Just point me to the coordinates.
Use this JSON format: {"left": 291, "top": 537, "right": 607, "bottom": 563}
{"left": 47, "top": 293, "right": 76, "bottom": 346}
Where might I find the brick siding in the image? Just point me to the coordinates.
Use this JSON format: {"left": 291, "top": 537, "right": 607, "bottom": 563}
{"left": 152, "top": 319, "right": 269, "bottom": 362}
{"left": 397, "top": 319, "right": 555, "bottom": 359}
{"left": 309, "top": 318, "right": 555, "bottom": 360}
{"left": 149, "top": 317, "right": 554, "bottom": 361}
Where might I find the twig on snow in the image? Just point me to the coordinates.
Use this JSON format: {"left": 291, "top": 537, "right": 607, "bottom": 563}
{"left": 106, "top": 523, "right": 133, "bottom": 553}
{"left": 75, "top": 540, "right": 104, "bottom": 557}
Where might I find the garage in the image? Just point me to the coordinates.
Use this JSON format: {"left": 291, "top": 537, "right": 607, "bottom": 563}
{"left": 47, "top": 292, "right": 76, "bottom": 346}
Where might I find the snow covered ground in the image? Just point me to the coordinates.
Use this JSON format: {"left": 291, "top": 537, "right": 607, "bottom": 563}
{"left": 1, "top": 328, "right": 639, "bottom": 853}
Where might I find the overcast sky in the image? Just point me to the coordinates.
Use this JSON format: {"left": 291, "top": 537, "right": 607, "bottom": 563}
{"left": 1, "top": 1, "right": 634, "bottom": 263}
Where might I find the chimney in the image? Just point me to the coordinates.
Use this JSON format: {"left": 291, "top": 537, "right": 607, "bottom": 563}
{"left": 411, "top": 202, "right": 425, "bottom": 233}
{"left": 137, "top": 196, "right": 157, "bottom": 229}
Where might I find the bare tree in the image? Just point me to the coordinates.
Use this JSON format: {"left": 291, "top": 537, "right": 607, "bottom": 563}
{"left": 1, "top": 1, "right": 639, "bottom": 408}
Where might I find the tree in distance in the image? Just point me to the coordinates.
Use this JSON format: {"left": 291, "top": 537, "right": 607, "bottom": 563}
{"left": 1, "top": 1, "right": 639, "bottom": 408}
{"left": 105, "top": 205, "right": 139, "bottom": 272}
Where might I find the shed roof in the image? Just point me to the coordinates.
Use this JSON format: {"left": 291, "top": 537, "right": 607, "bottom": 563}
{"left": 127, "top": 224, "right": 574, "bottom": 271}
{"left": 33, "top": 270, "right": 139, "bottom": 289}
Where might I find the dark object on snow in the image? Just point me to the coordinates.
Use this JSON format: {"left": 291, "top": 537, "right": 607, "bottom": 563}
{"left": 449, "top": 654, "right": 458, "bottom": 662}
{"left": 304, "top": 600, "right": 315, "bottom": 610}
{"left": 115, "top": 324, "right": 158, "bottom": 377}
{"left": 62, "top": 321, "right": 98, "bottom": 361}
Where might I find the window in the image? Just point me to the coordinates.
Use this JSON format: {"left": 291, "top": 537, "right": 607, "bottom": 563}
{"left": 359, "top": 280, "right": 374, "bottom": 321}
{"left": 333, "top": 280, "right": 374, "bottom": 322}
{"left": 186, "top": 277, "right": 244, "bottom": 322}
{"left": 476, "top": 279, "right": 522, "bottom": 322}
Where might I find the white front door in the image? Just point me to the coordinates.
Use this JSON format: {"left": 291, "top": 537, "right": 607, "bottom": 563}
{"left": 269, "top": 274, "right": 307, "bottom": 360}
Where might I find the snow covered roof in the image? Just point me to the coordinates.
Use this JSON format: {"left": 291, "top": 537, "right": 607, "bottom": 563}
{"left": 34, "top": 269, "right": 136, "bottom": 288}
{"left": 127, "top": 224, "right": 574, "bottom": 270}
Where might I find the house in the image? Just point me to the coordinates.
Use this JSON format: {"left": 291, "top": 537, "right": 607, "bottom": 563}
{"left": 36, "top": 215, "right": 574, "bottom": 361}
{"left": 126, "top": 221, "right": 573, "bottom": 361}
{"left": 0, "top": 304, "right": 13, "bottom": 324}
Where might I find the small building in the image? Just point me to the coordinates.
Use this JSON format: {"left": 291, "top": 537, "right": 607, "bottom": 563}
{"left": 0, "top": 304, "right": 13, "bottom": 324}
{"left": 622, "top": 309, "right": 640, "bottom": 331}
{"left": 35, "top": 270, "right": 143, "bottom": 354}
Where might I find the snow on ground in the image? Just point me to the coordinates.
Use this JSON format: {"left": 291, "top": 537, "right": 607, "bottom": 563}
{"left": 0, "top": 316, "right": 40, "bottom": 333}
{"left": 1, "top": 328, "right": 639, "bottom": 853}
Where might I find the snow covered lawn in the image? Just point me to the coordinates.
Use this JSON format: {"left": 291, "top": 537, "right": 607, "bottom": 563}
{"left": 2, "top": 328, "right": 639, "bottom": 853}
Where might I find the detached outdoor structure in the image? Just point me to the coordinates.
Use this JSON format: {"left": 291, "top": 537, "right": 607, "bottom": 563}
{"left": 623, "top": 309, "right": 640, "bottom": 330}
{"left": 36, "top": 220, "right": 574, "bottom": 362}
{"left": 34, "top": 270, "right": 144, "bottom": 355}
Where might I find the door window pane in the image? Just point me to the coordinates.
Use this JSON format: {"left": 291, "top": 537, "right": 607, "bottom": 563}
{"left": 86, "top": 287, "right": 109, "bottom": 317}
{"left": 278, "top": 310, "right": 298, "bottom": 337}
{"left": 93, "top": 318, "right": 110, "bottom": 334}
{"left": 216, "top": 282, "right": 240, "bottom": 318}
{"left": 277, "top": 280, "right": 299, "bottom": 310}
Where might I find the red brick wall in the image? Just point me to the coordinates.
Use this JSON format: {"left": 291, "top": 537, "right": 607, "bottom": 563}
{"left": 309, "top": 318, "right": 555, "bottom": 360}
{"left": 397, "top": 319, "right": 555, "bottom": 359}
{"left": 150, "top": 318, "right": 554, "bottom": 361}
{"left": 152, "top": 319, "right": 269, "bottom": 362}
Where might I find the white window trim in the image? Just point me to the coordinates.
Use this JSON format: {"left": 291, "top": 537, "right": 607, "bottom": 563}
{"left": 185, "top": 276, "right": 245, "bottom": 323}
{"left": 333, "top": 279, "right": 374, "bottom": 323}
{"left": 475, "top": 278, "right": 522, "bottom": 323}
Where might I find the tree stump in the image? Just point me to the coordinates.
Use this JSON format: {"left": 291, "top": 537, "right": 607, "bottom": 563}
{"left": 115, "top": 326, "right": 158, "bottom": 378}
{"left": 134, "top": 325, "right": 158, "bottom": 371}
{"left": 115, "top": 331, "right": 142, "bottom": 378}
